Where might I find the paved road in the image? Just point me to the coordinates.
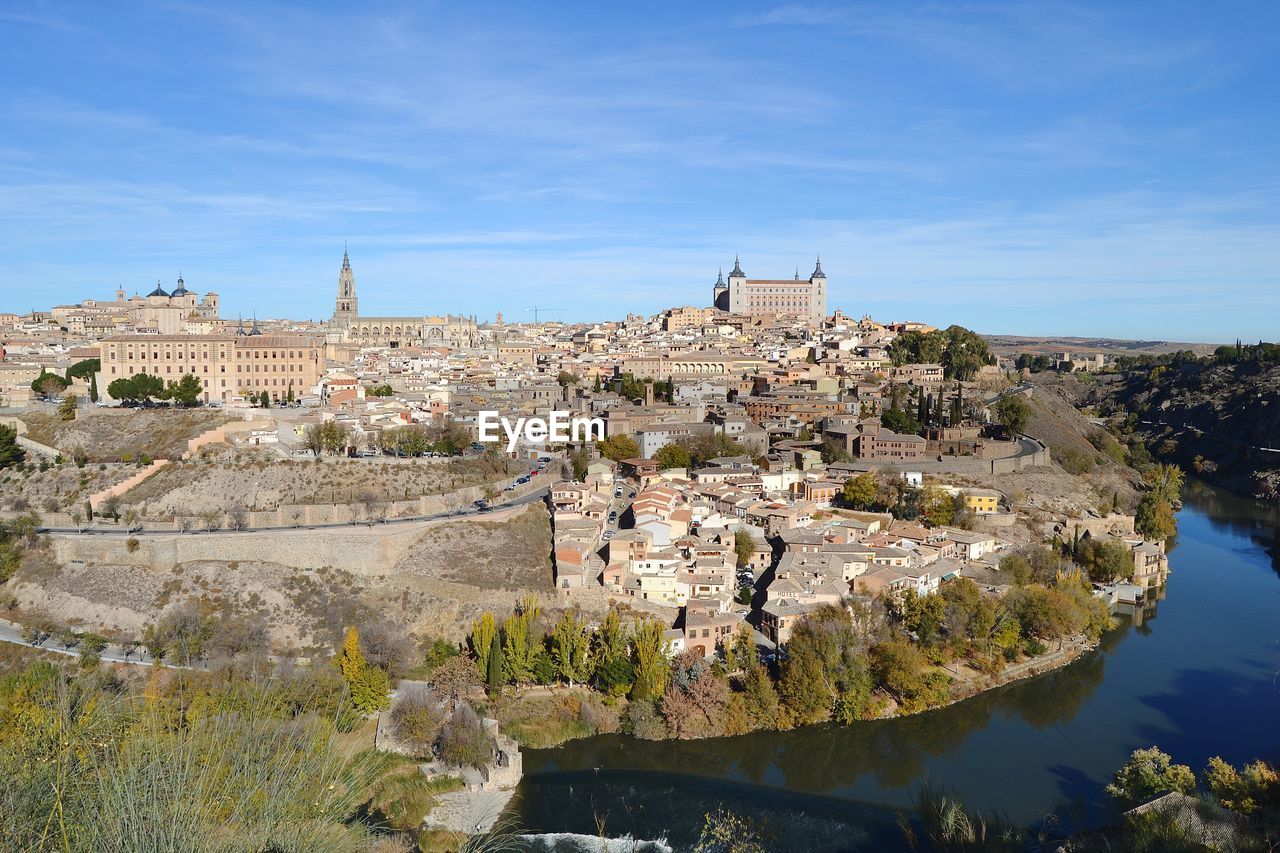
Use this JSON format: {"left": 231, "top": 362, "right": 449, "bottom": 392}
{"left": 0, "top": 618, "right": 175, "bottom": 668}
{"left": 36, "top": 485, "right": 552, "bottom": 537}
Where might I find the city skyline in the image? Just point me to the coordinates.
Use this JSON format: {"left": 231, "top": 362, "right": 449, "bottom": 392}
{"left": 2, "top": 1, "right": 1278, "bottom": 341}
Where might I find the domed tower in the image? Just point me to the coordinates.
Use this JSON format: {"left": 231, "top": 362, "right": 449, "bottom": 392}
{"left": 332, "top": 245, "right": 358, "bottom": 326}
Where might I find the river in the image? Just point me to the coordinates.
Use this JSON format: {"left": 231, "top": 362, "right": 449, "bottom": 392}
{"left": 512, "top": 481, "right": 1280, "bottom": 851}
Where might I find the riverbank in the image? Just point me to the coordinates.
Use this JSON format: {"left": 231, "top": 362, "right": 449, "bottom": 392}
{"left": 493, "top": 631, "right": 1104, "bottom": 751}
{"left": 509, "top": 483, "right": 1280, "bottom": 849}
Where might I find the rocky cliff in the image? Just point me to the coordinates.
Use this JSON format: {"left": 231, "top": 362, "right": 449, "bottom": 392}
{"left": 1096, "top": 362, "right": 1280, "bottom": 501}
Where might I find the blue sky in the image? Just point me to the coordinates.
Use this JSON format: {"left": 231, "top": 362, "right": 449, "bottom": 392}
{"left": 2, "top": 1, "right": 1277, "bottom": 341}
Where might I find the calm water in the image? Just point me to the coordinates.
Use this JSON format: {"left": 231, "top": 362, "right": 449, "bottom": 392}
{"left": 512, "top": 481, "right": 1280, "bottom": 850}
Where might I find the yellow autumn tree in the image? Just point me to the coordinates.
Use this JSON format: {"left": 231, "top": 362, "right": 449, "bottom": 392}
{"left": 337, "top": 626, "right": 389, "bottom": 714}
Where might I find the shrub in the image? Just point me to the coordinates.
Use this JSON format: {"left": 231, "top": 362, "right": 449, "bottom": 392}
{"left": 436, "top": 704, "right": 495, "bottom": 770}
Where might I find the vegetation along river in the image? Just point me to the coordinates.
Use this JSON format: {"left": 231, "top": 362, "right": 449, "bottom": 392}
{"left": 512, "top": 481, "right": 1280, "bottom": 851}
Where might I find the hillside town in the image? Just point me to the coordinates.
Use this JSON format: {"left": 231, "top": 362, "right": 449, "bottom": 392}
{"left": 0, "top": 252, "right": 1190, "bottom": 843}
{"left": 1, "top": 251, "right": 1171, "bottom": 668}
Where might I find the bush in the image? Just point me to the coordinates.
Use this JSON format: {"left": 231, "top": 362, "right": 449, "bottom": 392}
{"left": 436, "top": 704, "right": 494, "bottom": 770}
{"left": 625, "top": 697, "right": 667, "bottom": 740}
{"left": 389, "top": 688, "right": 446, "bottom": 758}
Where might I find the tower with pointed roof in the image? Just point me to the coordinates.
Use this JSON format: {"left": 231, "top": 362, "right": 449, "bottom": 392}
{"left": 715, "top": 254, "right": 827, "bottom": 323}
{"left": 332, "top": 245, "right": 358, "bottom": 326}
{"left": 712, "top": 267, "right": 729, "bottom": 311}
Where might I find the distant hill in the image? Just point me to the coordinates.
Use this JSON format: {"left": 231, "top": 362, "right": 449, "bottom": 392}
{"left": 983, "top": 334, "right": 1221, "bottom": 358}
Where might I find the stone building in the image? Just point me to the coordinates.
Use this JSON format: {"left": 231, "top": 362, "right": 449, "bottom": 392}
{"left": 712, "top": 256, "right": 827, "bottom": 322}
{"left": 328, "top": 248, "right": 477, "bottom": 348}
{"left": 99, "top": 329, "right": 324, "bottom": 404}
{"left": 51, "top": 277, "right": 220, "bottom": 336}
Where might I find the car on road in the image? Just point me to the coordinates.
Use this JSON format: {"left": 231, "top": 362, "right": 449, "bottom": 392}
{"left": 608, "top": 511, "right": 618, "bottom": 523}
{"left": 614, "top": 487, "right": 623, "bottom": 498}
{"left": 602, "top": 530, "right": 615, "bottom": 541}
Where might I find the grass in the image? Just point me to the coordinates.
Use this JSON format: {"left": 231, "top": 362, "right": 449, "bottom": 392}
{"left": 365, "top": 757, "right": 465, "bottom": 832}
{"left": 496, "top": 691, "right": 606, "bottom": 749}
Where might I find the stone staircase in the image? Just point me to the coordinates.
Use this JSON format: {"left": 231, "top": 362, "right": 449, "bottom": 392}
{"left": 88, "top": 459, "right": 171, "bottom": 510}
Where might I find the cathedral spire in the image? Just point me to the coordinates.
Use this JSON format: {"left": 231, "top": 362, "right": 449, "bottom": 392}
{"left": 342, "top": 243, "right": 350, "bottom": 270}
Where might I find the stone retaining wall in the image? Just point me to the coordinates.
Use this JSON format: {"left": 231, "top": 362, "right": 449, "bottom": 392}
{"left": 49, "top": 520, "right": 428, "bottom": 576}
{"left": 0, "top": 415, "right": 59, "bottom": 459}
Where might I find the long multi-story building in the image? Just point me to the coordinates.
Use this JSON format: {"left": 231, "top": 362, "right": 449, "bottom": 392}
{"left": 99, "top": 330, "right": 324, "bottom": 404}
{"left": 712, "top": 256, "right": 827, "bottom": 322}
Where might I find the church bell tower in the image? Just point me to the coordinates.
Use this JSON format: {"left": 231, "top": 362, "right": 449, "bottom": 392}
{"left": 333, "top": 245, "right": 358, "bottom": 325}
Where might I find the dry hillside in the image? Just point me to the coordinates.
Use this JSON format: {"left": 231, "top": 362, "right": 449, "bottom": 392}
{"left": 21, "top": 409, "right": 229, "bottom": 462}
{"left": 6, "top": 503, "right": 558, "bottom": 657}
{"left": 1, "top": 462, "right": 140, "bottom": 512}
{"left": 944, "top": 379, "right": 1141, "bottom": 520}
{"left": 122, "top": 455, "right": 517, "bottom": 514}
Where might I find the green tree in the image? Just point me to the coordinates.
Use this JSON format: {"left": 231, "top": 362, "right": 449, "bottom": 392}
{"left": 165, "top": 373, "right": 203, "bottom": 407}
{"left": 630, "top": 618, "right": 671, "bottom": 700}
{"left": 1135, "top": 493, "right": 1178, "bottom": 542}
{"left": 0, "top": 424, "right": 26, "bottom": 469}
{"left": 469, "top": 612, "right": 497, "bottom": 678}
{"left": 549, "top": 610, "right": 591, "bottom": 687}
{"left": 569, "top": 447, "right": 590, "bottom": 481}
{"left": 654, "top": 442, "right": 692, "bottom": 470}
{"left": 778, "top": 648, "right": 833, "bottom": 726}
{"left": 486, "top": 634, "right": 506, "bottom": 695}
{"left": 1105, "top": 747, "right": 1196, "bottom": 807}
{"left": 1143, "top": 463, "right": 1185, "bottom": 505}
{"left": 920, "top": 485, "right": 955, "bottom": 527}
{"left": 842, "top": 473, "right": 877, "bottom": 509}
{"left": 501, "top": 597, "right": 541, "bottom": 684}
{"left": 1074, "top": 537, "right": 1135, "bottom": 583}
{"left": 733, "top": 530, "right": 759, "bottom": 569}
{"left": 598, "top": 434, "right": 640, "bottom": 462}
{"left": 58, "top": 393, "right": 78, "bottom": 421}
{"left": 740, "top": 662, "right": 781, "bottom": 730}
{"left": 726, "top": 623, "right": 755, "bottom": 673}
{"left": 31, "top": 370, "right": 69, "bottom": 397}
{"left": 993, "top": 394, "right": 1031, "bottom": 437}
{"left": 66, "top": 357, "right": 100, "bottom": 380}
{"left": 870, "top": 639, "right": 950, "bottom": 714}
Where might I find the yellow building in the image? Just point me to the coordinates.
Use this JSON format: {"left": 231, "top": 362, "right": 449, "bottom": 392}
{"left": 963, "top": 489, "right": 1002, "bottom": 514}
{"left": 99, "top": 331, "right": 324, "bottom": 404}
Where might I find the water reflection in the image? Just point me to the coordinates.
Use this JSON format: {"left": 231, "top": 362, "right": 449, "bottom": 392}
{"left": 1183, "top": 479, "right": 1280, "bottom": 574}
{"left": 515, "top": 482, "right": 1280, "bottom": 849}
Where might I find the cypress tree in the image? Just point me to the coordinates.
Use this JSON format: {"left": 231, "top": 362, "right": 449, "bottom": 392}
{"left": 486, "top": 634, "right": 506, "bottom": 695}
